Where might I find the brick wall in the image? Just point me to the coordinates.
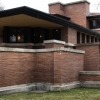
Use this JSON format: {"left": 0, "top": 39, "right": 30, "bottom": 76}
{"left": 64, "top": 2, "right": 89, "bottom": 27}
{"left": 34, "top": 52, "right": 54, "bottom": 83}
{"left": 79, "top": 74, "right": 100, "bottom": 81}
{"left": 0, "top": 49, "right": 84, "bottom": 87}
{"left": 49, "top": 3, "right": 64, "bottom": 15}
{"left": 0, "top": 52, "right": 54, "bottom": 87}
{"left": 76, "top": 45, "right": 100, "bottom": 71}
{"left": 0, "top": 52, "right": 35, "bottom": 87}
{"left": 61, "top": 27, "right": 68, "bottom": 43}
{"left": 49, "top": 1, "right": 90, "bottom": 28}
{"left": 61, "top": 27, "right": 77, "bottom": 44}
{"left": 67, "top": 27, "right": 77, "bottom": 44}
{"left": 45, "top": 43, "right": 64, "bottom": 48}
{"left": 54, "top": 51, "right": 84, "bottom": 84}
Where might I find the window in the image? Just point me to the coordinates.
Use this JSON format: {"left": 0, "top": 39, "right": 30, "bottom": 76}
{"left": 86, "top": 35, "right": 90, "bottom": 43}
{"left": 93, "top": 20, "right": 97, "bottom": 28}
{"left": 3, "top": 27, "right": 61, "bottom": 43}
{"left": 89, "top": 19, "right": 100, "bottom": 29}
{"left": 53, "top": 29, "right": 61, "bottom": 40}
{"left": 95, "top": 38, "right": 98, "bottom": 42}
{"left": 77, "top": 32, "right": 80, "bottom": 44}
{"left": 82, "top": 33, "right": 85, "bottom": 43}
{"left": 91, "top": 36, "right": 94, "bottom": 43}
{"left": 10, "top": 35, "right": 16, "bottom": 42}
{"left": 17, "top": 29, "right": 24, "bottom": 42}
{"left": 32, "top": 28, "right": 45, "bottom": 43}
{"left": 9, "top": 28, "right": 25, "bottom": 43}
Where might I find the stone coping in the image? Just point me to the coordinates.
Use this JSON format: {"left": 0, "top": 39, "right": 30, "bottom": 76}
{"left": 0, "top": 47, "right": 85, "bottom": 54}
{"left": 76, "top": 42, "right": 100, "bottom": 46}
{"left": 65, "top": 43, "right": 75, "bottom": 46}
{"left": 79, "top": 71, "right": 100, "bottom": 75}
{"left": 44, "top": 40, "right": 66, "bottom": 45}
{"left": 48, "top": 2, "right": 63, "bottom": 6}
{"left": 44, "top": 40, "right": 75, "bottom": 46}
{"left": 0, "top": 40, "right": 75, "bottom": 47}
{"left": 49, "top": 0, "right": 90, "bottom": 6}
{"left": 64, "top": 0, "right": 90, "bottom": 5}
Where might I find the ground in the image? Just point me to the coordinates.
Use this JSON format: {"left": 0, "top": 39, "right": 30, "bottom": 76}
{"left": 0, "top": 88, "right": 100, "bottom": 100}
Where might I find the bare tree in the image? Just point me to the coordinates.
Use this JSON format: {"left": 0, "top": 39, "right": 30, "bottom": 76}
{"left": 92, "top": 1, "right": 100, "bottom": 11}
{"left": 0, "top": 0, "right": 4, "bottom": 11}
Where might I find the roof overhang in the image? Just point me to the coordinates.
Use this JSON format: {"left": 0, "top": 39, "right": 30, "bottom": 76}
{"left": 87, "top": 15, "right": 100, "bottom": 19}
{"left": 0, "top": 14, "right": 63, "bottom": 29}
{"left": 0, "top": 6, "right": 100, "bottom": 37}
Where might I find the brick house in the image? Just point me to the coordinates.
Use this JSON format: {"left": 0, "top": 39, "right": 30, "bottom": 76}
{"left": 0, "top": 0, "right": 100, "bottom": 93}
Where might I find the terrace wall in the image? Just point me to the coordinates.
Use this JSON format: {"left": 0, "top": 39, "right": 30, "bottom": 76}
{"left": 0, "top": 47, "right": 84, "bottom": 87}
{"left": 76, "top": 44, "right": 100, "bottom": 71}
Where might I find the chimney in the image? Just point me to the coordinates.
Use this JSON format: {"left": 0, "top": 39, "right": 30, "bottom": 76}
{"left": 48, "top": 2, "right": 64, "bottom": 15}
{"left": 49, "top": 0, "right": 90, "bottom": 27}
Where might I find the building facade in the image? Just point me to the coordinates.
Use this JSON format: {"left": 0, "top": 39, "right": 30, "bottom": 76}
{"left": 0, "top": 0, "right": 100, "bottom": 93}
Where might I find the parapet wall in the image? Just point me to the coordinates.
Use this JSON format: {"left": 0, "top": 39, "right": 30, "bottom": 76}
{"left": 76, "top": 43, "right": 100, "bottom": 71}
{"left": 79, "top": 71, "right": 100, "bottom": 88}
{"left": 0, "top": 47, "right": 84, "bottom": 87}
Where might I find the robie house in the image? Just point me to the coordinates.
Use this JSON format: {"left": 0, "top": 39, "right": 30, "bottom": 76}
{"left": 0, "top": 0, "right": 100, "bottom": 93}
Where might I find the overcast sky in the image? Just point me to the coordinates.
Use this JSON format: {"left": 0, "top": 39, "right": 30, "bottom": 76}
{"left": 1, "top": 0, "right": 100, "bottom": 13}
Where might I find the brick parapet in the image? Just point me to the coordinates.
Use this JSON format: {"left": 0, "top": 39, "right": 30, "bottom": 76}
{"left": 0, "top": 47, "right": 84, "bottom": 87}
{"left": 79, "top": 71, "right": 100, "bottom": 82}
{"left": 76, "top": 45, "right": 100, "bottom": 71}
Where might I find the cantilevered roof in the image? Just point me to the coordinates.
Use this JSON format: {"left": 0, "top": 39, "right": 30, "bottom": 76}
{"left": 0, "top": 6, "right": 100, "bottom": 37}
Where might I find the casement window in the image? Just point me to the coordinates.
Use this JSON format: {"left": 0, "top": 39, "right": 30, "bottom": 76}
{"left": 77, "top": 32, "right": 80, "bottom": 44}
{"left": 3, "top": 27, "right": 61, "bottom": 43}
{"left": 82, "top": 33, "right": 85, "bottom": 43}
{"left": 86, "top": 35, "right": 90, "bottom": 43}
{"left": 9, "top": 28, "right": 25, "bottom": 43}
{"left": 89, "top": 19, "right": 100, "bottom": 29}
{"left": 91, "top": 36, "right": 94, "bottom": 43}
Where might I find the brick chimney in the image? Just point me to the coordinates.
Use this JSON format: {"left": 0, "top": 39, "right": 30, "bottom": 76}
{"left": 49, "top": 0, "right": 90, "bottom": 27}
{"left": 49, "top": 2, "right": 64, "bottom": 15}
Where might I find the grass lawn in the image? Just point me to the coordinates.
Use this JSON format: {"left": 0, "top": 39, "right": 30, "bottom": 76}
{"left": 0, "top": 88, "right": 100, "bottom": 100}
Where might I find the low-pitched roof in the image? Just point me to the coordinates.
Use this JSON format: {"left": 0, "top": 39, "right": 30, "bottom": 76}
{"left": 0, "top": 6, "right": 100, "bottom": 37}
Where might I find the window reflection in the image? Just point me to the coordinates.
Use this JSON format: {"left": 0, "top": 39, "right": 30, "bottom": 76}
{"left": 9, "top": 28, "right": 25, "bottom": 43}
{"left": 10, "top": 35, "right": 16, "bottom": 42}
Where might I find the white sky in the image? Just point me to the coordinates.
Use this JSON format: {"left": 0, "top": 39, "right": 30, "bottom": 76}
{"left": 1, "top": 0, "right": 100, "bottom": 13}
